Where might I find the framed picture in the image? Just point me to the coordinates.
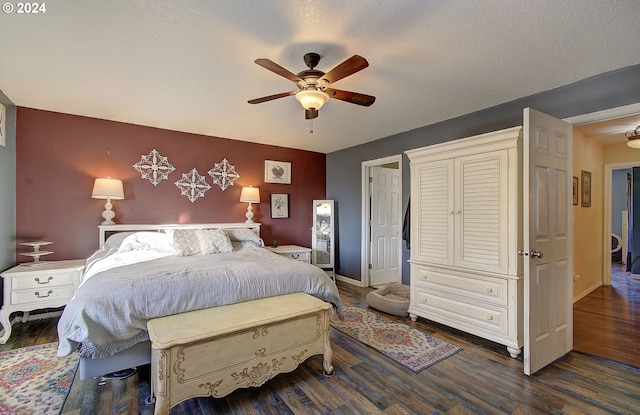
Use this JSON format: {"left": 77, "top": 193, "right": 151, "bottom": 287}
{"left": 265, "top": 160, "right": 291, "bottom": 184}
{"left": 270, "top": 193, "right": 289, "bottom": 218}
{"left": 572, "top": 176, "right": 579, "bottom": 205}
{"left": 581, "top": 170, "right": 591, "bottom": 207}
{"left": 0, "top": 102, "right": 6, "bottom": 147}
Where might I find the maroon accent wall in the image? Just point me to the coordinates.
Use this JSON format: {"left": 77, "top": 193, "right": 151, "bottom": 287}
{"left": 15, "top": 108, "right": 325, "bottom": 261}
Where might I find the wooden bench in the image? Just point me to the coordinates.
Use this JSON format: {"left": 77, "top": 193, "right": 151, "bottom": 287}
{"left": 146, "top": 292, "right": 334, "bottom": 415}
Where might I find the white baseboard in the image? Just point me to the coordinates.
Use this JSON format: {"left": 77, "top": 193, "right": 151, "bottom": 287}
{"left": 573, "top": 281, "right": 603, "bottom": 303}
{"left": 335, "top": 274, "right": 366, "bottom": 287}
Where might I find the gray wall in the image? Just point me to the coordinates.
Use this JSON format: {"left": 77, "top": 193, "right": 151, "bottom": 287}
{"left": 327, "top": 64, "right": 640, "bottom": 284}
{"left": 0, "top": 91, "right": 16, "bottom": 305}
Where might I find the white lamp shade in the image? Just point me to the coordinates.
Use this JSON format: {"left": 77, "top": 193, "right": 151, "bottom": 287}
{"left": 92, "top": 178, "right": 125, "bottom": 200}
{"left": 240, "top": 186, "right": 260, "bottom": 203}
{"left": 627, "top": 138, "right": 640, "bottom": 149}
{"left": 295, "top": 89, "right": 329, "bottom": 110}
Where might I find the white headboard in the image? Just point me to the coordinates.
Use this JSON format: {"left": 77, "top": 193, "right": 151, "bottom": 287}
{"left": 98, "top": 223, "right": 261, "bottom": 249}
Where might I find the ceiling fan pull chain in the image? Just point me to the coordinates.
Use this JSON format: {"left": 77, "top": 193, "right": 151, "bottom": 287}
{"left": 309, "top": 118, "right": 314, "bottom": 134}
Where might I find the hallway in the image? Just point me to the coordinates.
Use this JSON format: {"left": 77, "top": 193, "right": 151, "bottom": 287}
{"left": 573, "top": 263, "right": 640, "bottom": 368}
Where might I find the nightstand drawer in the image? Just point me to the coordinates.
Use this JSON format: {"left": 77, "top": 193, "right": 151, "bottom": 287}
{"left": 12, "top": 272, "right": 76, "bottom": 290}
{"left": 266, "top": 245, "right": 312, "bottom": 264}
{"left": 12, "top": 285, "right": 76, "bottom": 305}
{"left": 281, "top": 251, "right": 310, "bottom": 262}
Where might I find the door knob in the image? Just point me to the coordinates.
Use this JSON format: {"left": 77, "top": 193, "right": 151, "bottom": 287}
{"left": 518, "top": 250, "right": 544, "bottom": 258}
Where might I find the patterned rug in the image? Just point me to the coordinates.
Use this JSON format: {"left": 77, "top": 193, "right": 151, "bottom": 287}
{"left": 330, "top": 306, "right": 462, "bottom": 373}
{"left": 0, "top": 342, "right": 78, "bottom": 415}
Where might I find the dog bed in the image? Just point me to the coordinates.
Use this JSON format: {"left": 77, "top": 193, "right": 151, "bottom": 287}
{"left": 366, "top": 282, "right": 410, "bottom": 317}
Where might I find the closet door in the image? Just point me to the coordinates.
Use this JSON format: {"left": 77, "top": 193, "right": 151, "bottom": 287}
{"left": 455, "top": 150, "right": 509, "bottom": 273}
{"left": 412, "top": 159, "right": 454, "bottom": 265}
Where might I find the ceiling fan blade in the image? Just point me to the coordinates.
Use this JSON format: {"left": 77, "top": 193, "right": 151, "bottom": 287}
{"left": 325, "top": 88, "right": 376, "bottom": 107}
{"left": 254, "top": 59, "right": 302, "bottom": 83}
{"left": 321, "top": 55, "right": 369, "bottom": 85}
{"left": 305, "top": 109, "right": 319, "bottom": 119}
{"left": 248, "top": 91, "right": 296, "bottom": 104}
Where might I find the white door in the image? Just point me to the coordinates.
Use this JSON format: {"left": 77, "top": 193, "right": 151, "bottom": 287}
{"left": 370, "top": 166, "right": 401, "bottom": 286}
{"left": 523, "top": 108, "right": 573, "bottom": 375}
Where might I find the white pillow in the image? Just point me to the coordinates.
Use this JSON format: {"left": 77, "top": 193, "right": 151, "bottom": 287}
{"left": 196, "top": 229, "right": 233, "bottom": 254}
{"left": 118, "top": 232, "right": 173, "bottom": 253}
{"left": 171, "top": 229, "right": 201, "bottom": 256}
{"left": 226, "top": 228, "right": 264, "bottom": 247}
{"left": 104, "top": 232, "right": 136, "bottom": 250}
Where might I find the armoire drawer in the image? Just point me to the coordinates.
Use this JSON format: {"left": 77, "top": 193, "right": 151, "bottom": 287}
{"left": 412, "top": 289, "right": 509, "bottom": 336}
{"left": 413, "top": 266, "right": 508, "bottom": 306}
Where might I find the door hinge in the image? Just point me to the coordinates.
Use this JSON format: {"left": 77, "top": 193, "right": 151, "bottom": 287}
{"left": 369, "top": 176, "right": 373, "bottom": 183}
{"left": 368, "top": 263, "right": 372, "bottom": 270}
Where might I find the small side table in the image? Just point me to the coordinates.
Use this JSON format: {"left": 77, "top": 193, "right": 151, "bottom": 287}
{"left": 266, "top": 245, "right": 311, "bottom": 263}
{"left": 0, "top": 259, "right": 85, "bottom": 344}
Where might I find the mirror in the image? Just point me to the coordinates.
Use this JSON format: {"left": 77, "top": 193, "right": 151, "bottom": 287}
{"left": 312, "top": 200, "right": 334, "bottom": 279}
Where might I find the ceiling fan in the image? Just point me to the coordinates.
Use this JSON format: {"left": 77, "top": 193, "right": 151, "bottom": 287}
{"left": 248, "top": 53, "right": 375, "bottom": 120}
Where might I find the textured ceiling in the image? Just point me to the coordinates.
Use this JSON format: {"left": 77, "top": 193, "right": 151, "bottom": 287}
{"left": 1, "top": 1, "right": 639, "bottom": 153}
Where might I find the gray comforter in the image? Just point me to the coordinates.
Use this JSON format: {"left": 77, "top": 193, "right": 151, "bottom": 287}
{"left": 57, "top": 245, "right": 342, "bottom": 359}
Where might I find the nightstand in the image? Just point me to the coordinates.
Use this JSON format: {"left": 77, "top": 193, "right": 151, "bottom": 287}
{"left": 266, "top": 245, "right": 311, "bottom": 263}
{"left": 0, "top": 259, "right": 85, "bottom": 344}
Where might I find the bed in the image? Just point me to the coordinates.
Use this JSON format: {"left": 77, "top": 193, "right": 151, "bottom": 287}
{"left": 56, "top": 223, "right": 343, "bottom": 380}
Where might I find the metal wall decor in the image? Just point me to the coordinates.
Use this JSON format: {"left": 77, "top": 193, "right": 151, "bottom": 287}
{"left": 133, "top": 148, "right": 175, "bottom": 186}
{"left": 208, "top": 158, "right": 240, "bottom": 191}
{"left": 175, "top": 168, "right": 211, "bottom": 202}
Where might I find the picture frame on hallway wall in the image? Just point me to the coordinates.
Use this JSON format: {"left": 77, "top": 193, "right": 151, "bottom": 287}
{"left": 0, "top": 102, "right": 6, "bottom": 147}
{"left": 265, "top": 160, "right": 291, "bottom": 184}
{"left": 581, "top": 170, "right": 591, "bottom": 207}
{"left": 572, "top": 176, "right": 579, "bottom": 206}
{"left": 270, "top": 193, "right": 289, "bottom": 218}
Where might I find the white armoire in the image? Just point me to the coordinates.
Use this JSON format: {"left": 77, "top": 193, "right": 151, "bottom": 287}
{"left": 405, "top": 127, "right": 523, "bottom": 358}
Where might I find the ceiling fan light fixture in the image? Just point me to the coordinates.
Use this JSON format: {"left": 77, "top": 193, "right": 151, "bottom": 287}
{"left": 626, "top": 125, "right": 640, "bottom": 149}
{"left": 296, "top": 89, "right": 329, "bottom": 110}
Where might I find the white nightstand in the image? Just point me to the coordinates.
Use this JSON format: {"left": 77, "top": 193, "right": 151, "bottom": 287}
{"left": 0, "top": 259, "right": 85, "bottom": 344}
{"left": 266, "top": 245, "right": 311, "bottom": 263}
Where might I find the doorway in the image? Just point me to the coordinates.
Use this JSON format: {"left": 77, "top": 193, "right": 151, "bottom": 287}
{"left": 567, "top": 104, "right": 640, "bottom": 368}
{"left": 361, "top": 155, "right": 403, "bottom": 287}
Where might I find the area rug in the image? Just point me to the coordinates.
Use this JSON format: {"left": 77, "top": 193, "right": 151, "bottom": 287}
{"left": 330, "top": 306, "right": 462, "bottom": 373}
{"left": 0, "top": 342, "right": 78, "bottom": 415}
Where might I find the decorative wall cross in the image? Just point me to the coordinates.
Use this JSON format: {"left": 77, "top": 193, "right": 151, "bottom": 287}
{"left": 175, "top": 168, "right": 211, "bottom": 202}
{"left": 208, "top": 158, "right": 240, "bottom": 191}
{"left": 133, "top": 149, "right": 175, "bottom": 186}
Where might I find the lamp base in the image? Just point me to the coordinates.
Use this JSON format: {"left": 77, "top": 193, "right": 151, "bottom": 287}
{"left": 101, "top": 198, "right": 117, "bottom": 225}
{"left": 245, "top": 203, "right": 255, "bottom": 224}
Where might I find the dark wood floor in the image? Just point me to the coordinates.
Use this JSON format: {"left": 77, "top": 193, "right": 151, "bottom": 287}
{"left": 573, "top": 262, "right": 640, "bottom": 368}
{"left": 2, "top": 281, "right": 640, "bottom": 414}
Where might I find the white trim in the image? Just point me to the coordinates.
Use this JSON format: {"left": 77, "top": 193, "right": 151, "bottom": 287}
{"left": 335, "top": 274, "right": 362, "bottom": 286}
{"left": 564, "top": 101, "right": 640, "bottom": 289}
{"left": 573, "top": 281, "right": 603, "bottom": 303}
{"left": 564, "top": 102, "right": 640, "bottom": 125}
{"left": 604, "top": 161, "right": 639, "bottom": 286}
{"left": 360, "top": 155, "right": 403, "bottom": 288}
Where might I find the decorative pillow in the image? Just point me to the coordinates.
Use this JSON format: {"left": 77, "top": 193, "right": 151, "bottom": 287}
{"left": 171, "top": 229, "right": 201, "bottom": 256}
{"left": 118, "top": 232, "right": 173, "bottom": 253}
{"left": 196, "top": 229, "right": 233, "bottom": 254}
{"left": 226, "top": 228, "right": 264, "bottom": 247}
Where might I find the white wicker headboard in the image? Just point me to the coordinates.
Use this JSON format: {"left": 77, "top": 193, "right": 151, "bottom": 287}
{"left": 98, "top": 223, "right": 261, "bottom": 249}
